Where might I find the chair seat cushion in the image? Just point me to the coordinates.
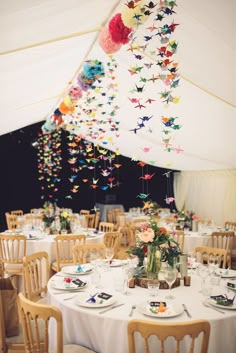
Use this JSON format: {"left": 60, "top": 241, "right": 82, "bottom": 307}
{"left": 6, "top": 323, "right": 24, "bottom": 344}
{"left": 63, "top": 344, "right": 96, "bottom": 353}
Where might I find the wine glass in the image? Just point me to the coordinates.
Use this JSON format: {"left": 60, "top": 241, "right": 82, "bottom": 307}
{"left": 164, "top": 265, "right": 177, "bottom": 300}
{"left": 105, "top": 247, "right": 114, "bottom": 262}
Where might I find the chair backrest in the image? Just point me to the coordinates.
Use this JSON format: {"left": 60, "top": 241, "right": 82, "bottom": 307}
{"left": 211, "top": 231, "right": 235, "bottom": 252}
{"left": 127, "top": 319, "right": 210, "bottom": 353}
{"left": 84, "top": 214, "right": 95, "bottom": 228}
{"left": 11, "top": 210, "right": 24, "bottom": 216}
{"left": 94, "top": 211, "right": 101, "bottom": 229}
{"left": 225, "top": 221, "right": 236, "bottom": 232}
{"left": 103, "top": 232, "right": 122, "bottom": 258}
{"left": 18, "top": 292, "right": 63, "bottom": 353}
{"left": 5, "top": 213, "right": 19, "bottom": 230}
{"left": 107, "top": 210, "right": 114, "bottom": 223}
{"left": 54, "top": 235, "right": 86, "bottom": 272}
{"left": 194, "top": 246, "right": 227, "bottom": 268}
{"left": 99, "top": 222, "right": 114, "bottom": 232}
{"left": 171, "top": 230, "right": 185, "bottom": 253}
{"left": 80, "top": 209, "right": 90, "bottom": 215}
{"left": 126, "top": 224, "right": 137, "bottom": 246}
{"left": 73, "top": 243, "right": 106, "bottom": 264}
{"left": 23, "top": 252, "right": 49, "bottom": 302}
{"left": 0, "top": 234, "right": 27, "bottom": 267}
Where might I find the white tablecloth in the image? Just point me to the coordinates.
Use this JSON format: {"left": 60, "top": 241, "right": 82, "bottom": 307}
{"left": 183, "top": 232, "right": 211, "bottom": 254}
{"left": 1, "top": 229, "right": 105, "bottom": 264}
{"left": 47, "top": 267, "right": 236, "bottom": 353}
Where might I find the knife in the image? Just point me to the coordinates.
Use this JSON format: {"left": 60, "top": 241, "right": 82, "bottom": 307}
{"left": 182, "top": 304, "right": 192, "bottom": 318}
{"left": 99, "top": 303, "right": 125, "bottom": 314}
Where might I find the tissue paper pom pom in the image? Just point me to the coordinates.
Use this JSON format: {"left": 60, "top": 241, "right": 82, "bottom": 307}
{"left": 54, "top": 108, "right": 62, "bottom": 116}
{"left": 52, "top": 114, "right": 63, "bottom": 125}
{"left": 121, "top": 0, "right": 147, "bottom": 29}
{"left": 83, "top": 60, "right": 105, "bottom": 80}
{"left": 42, "top": 119, "right": 56, "bottom": 133}
{"left": 59, "top": 101, "right": 75, "bottom": 114}
{"left": 77, "top": 72, "right": 95, "bottom": 91}
{"left": 69, "top": 86, "right": 83, "bottom": 100}
{"left": 98, "top": 27, "right": 122, "bottom": 54}
{"left": 108, "top": 13, "right": 132, "bottom": 44}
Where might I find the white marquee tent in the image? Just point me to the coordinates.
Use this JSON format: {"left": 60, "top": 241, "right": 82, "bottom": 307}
{"left": 0, "top": 0, "right": 235, "bottom": 225}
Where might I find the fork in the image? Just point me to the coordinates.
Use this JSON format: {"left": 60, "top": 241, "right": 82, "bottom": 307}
{"left": 129, "top": 305, "right": 136, "bottom": 317}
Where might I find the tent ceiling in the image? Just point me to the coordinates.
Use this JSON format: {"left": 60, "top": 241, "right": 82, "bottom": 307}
{"left": 0, "top": 0, "right": 235, "bottom": 171}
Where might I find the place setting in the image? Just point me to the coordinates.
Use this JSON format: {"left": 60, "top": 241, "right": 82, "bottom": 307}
{"left": 61, "top": 264, "right": 93, "bottom": 276}
{"left": 137, "top": 300, "right": 185, "bottom": 319}
{"left": 215, "top": 268, "right": 236, "bottom": 278}
{"left": 75, "top": 291, "right": 118, "bottom": 309}
{"left": 206, "top": 293, "right": 236, "bottom": 311}
{"left": 50, "top": 276, "right": 87, "bottom": 292}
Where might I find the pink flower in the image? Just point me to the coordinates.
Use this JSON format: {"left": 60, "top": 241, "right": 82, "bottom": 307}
{"left": 138, "top": 228, "right": 155, "bottom": 243}
{"left": 192, "top": 214, "right": 199, "bottom": 221}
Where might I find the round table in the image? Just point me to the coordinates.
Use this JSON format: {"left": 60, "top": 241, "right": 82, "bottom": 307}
{"left": 47, "top": 264, "right": 236, "bottom": 353}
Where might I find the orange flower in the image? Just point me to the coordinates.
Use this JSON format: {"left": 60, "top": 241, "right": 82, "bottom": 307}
{"left": 158, "top": 227, "right": 167, "bottom": 235}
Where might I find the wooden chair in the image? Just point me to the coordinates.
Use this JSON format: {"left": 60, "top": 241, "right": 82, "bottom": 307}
{"left": 225, "top": 221, "right": 236, "bottom": 232}
{"left": 73, "top": 243, "right": 106, "bottom": 264}
{"left": 23, "top": 251, "right": 49, "bottom": 303}
{"left": 107, "top": 210, "right": 114, "bottom": 223}
{"left": 127, "top": 319, "right": 210, "bottom": 353}
{"left": 103, "top": 231, "right": 122, "bottom": 258}
{"left": 194, "top": 246, "right": 227, "bottom": 269}
{"left": 84, "top": 214, "right": 95, "bottom": 228}
{"left": 0, "top": 291, "right": 25, "bottom": 353}
{"left": 11, "top": 210, "right": 24, "bottom": 216}
{"left": 0, "top": 235, "right": 27, "bottom": 289}
{"left": 126, "top": 224, "right": 137, "bottom": 246}
{"left": 98, "top": 221, "right": 114, "bottom": 232}
{"left": 94, "top": 211, "right": 101, "bottom": 229}
{"left": 171, "top": 230, "right": 185, "bottom": 253}
{"left": 211, "top": 231, "right": 235, "bottom": 268}
{"left": 80, "top": 209, "right": 90, "bottom": 215}
{"left": 17, "top": 292, "right": 96, "bottom": 353}
{"left": 5, "top": 213, "right": 20, "bottom": 230}
{"left": 51, "top": 235, "right": 86, "bottom": 272}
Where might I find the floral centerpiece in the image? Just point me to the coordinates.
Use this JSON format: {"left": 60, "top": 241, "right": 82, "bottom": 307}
{"left": 59, "top": 210, "right": 71, "bottom": 233}
{"left": 42, "top": 201, "right": 56, "bottom": 228}
{"left": 128, "top": 201, "right": 181, "bottom": 278}
{"left": 173, "top": 209, "right": 198, "bottom": 230}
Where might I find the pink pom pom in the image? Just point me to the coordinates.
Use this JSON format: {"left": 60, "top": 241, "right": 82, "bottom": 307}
{"left": 98, "top": 27, "right": 122, "bottom": 54}
{"left": 108, "top": 13, "right": 132, "bottom": 44}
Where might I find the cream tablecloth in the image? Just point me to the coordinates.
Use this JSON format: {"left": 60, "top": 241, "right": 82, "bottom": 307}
{"left": 47, "top": 267, "right": 236, "bottom": 353}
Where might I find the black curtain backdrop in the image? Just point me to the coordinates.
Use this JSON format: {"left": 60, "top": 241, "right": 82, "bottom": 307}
{"left": 0, "top": 122, "right": 177, "bottom": 231}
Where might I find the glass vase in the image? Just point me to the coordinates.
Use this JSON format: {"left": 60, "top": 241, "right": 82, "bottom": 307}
{"left": 147, "top": 245, "right": 161, "bottom": 279}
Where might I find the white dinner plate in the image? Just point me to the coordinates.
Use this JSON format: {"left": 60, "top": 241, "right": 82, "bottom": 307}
{"left": 75, "top": 293, "right": 116, "bottom": 308}
{"left": 62, "top": 265, "right": 93, "bottom": 275}
{"left": 208, "top": 298, "right": 236, "bottom": 310}
{"left": 226, "top": 283, "right": 236, "bottom": 292}
{"left": 215, "top": 269, "right": 236, "bottom": 278}
{"left": 109, "top": 259, "right": 127, "bottom": 267}
{"left": 51, "top": 277, "right": 87, "bottom": 291}
{"left": 138, "top": 302, "right": 184, "bottom": 318}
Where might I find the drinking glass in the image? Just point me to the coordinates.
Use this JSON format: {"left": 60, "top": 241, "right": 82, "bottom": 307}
{"left": 164, "top": 266, "right": 177, "bottom": 300}
{"left": 105, "top": 247, "right": 114, "bottom": 262}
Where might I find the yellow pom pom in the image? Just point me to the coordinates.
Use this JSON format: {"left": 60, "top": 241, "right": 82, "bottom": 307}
{"left": 121, "top": 0, "right": 147, "bottom": 29}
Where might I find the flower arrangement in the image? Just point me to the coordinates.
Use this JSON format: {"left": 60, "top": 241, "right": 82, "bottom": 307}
{"left": 173, "top": 210, "right": 198, "bottom": 230}
{"left": 128, "top": 201, "right": 181, "bottom": 277}
{"left": 59, "top": 210, "right": 71, "bottom": 232}
{"left": 42, "top": 201, "right": 56, "bottom": 228}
